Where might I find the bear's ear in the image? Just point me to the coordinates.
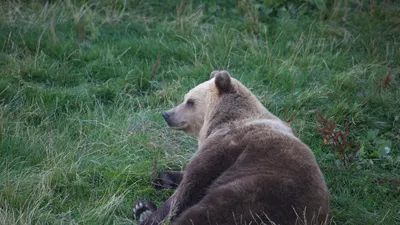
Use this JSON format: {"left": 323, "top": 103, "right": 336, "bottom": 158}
{"left": 210, "top": 70, "right": 232, "bottom": 93}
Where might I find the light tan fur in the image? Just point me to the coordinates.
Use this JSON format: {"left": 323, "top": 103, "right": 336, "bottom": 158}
{"left": 166, "top": 76, "right": 290, "bottom": 146}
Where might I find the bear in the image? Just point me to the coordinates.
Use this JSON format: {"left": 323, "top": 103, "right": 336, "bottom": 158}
{"left": 133, "top": 70, "right": 329, "bottom": 225}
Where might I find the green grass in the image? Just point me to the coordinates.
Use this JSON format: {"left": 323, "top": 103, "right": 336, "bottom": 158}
{"left": 0, "top": 0, "right": 399, "bottom": 224}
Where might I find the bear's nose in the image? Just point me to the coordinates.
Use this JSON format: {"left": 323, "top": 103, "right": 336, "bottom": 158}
{"left": 162, "top": 112, "right": 169, "bottom": 120}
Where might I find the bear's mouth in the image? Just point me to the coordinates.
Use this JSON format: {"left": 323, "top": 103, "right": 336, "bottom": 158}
{"left": 168, "top": 122, "right": 188, "bottom": 131}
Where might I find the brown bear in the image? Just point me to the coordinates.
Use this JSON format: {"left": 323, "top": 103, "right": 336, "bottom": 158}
{"left": 133, "top": 70, "right": 329, "bottom": 225}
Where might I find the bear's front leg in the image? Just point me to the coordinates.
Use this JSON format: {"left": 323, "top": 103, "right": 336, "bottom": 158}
{"left": 134, "top": 171, "right": 183, "bottom": 224}
{"left": 136, "top": 137, "right": 242, "bottom": 224}
{"left": 152, "top": 171, "right": 184, "bottom": 190}
{"left": 166, "top": 140, "right": 243, "bottom": 221}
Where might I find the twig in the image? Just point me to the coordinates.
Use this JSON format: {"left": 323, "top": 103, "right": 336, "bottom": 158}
{"left": 78, "top": 23, "right": 86, "bottom": 42}
{"left": 50, "top": 21, "right": 58, "bottom": 44}
{"left": 150, "top": 54, "right": 161, "bottom": 81}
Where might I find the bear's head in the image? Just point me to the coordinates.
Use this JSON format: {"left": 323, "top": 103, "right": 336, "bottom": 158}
{"left": 162, "top": 70, "right": 273, "bottom": 138}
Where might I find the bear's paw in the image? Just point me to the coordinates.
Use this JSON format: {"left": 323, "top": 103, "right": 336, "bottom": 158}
{"left": 132, "top": 200, "right": 157, "bottom": 222}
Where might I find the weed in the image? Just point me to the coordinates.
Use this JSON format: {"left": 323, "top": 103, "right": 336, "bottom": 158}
{"left": 356, "top": 129, "right": 396, "bottom": 167}
{"left": 316, "top": 109, "right": 360, "bottom": 166}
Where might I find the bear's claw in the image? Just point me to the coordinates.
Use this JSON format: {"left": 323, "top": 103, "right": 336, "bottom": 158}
{"left": 132, "top": 200, "right": 157, "bottom": 222}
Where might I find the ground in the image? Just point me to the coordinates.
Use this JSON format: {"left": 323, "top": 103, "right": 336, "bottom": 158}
{"left": 0, "top": 0, "right": 399, "bottom": 224}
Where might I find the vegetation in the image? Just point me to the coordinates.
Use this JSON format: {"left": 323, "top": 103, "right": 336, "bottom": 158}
{"left": 0, "top": 0, "right": 399, "bottom": 224}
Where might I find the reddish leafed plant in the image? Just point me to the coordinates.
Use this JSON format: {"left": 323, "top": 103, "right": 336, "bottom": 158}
{"left": 316, "top": 109, "right": 360, "bottom": 166}
{"left": 374, "top": 69, "right": 392, "bottom": 97}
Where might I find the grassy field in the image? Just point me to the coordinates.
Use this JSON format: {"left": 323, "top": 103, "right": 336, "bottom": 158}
{"left": 0, "top": 0, "right": 399, "bottom": 224}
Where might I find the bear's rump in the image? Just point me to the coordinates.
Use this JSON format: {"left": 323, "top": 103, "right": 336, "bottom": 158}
{"left": 174, "top": 174, "right": 325, "bottom": 225}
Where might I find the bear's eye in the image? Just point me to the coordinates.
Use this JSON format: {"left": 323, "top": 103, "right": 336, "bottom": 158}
{"left": 186, "top": 99, "right": 195, "bottom": 108}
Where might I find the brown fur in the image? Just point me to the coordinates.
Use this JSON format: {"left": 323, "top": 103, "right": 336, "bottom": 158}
{"left": 139, "top": 70, "right": 329, "bottom": 225}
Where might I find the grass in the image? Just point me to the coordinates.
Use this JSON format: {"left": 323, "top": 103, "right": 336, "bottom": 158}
{"left": 0, "top": 0, "right": 399, "bottom": 224}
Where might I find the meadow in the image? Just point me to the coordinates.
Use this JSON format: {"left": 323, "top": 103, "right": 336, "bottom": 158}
{"left": 0, "top": 0, "right": 399, "bottom": 224}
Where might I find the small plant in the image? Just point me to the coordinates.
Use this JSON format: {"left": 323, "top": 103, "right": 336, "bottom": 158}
{"left": 316, "top": 109, "right": 360, "bottom": 166}
{"left": 237, "top": 0, "right": 261, "bottom": 35}
{"left": 355, "top": 129, "right": 395, "bottom": 167}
